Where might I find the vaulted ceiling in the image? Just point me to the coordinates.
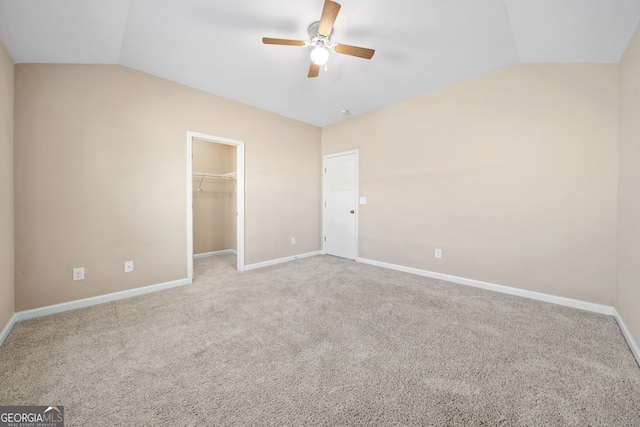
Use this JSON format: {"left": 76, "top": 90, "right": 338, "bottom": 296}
{"left": 1, "top": 0, "right": 639, "bottom": 127}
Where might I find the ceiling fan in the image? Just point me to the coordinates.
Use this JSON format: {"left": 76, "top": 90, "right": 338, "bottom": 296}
{"left": 262, "top": 0, "right": 375, "bottom": 78}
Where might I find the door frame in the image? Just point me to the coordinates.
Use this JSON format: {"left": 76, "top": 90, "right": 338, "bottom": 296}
{"left": 187, "top": 131, "right": 245, "bottom": 281}
{"left": 322, "top": 149, "right": 359, "bottom": 259}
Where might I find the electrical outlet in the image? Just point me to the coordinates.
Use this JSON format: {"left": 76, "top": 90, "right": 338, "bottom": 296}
{"left": 73, "top": 267, "right": 85, "bottom": 281}
{"left": 124, "top": 261, "right": 134, "bottom": 273}
{"left": 291, "top": 237, "right": 296, "bottom": 245}
{"left": 435, "top": 249, "right": 442, "bottom": 259}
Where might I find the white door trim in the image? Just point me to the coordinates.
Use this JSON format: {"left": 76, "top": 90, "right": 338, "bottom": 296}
{"left": 187, "top": 131, "right": 245, "bottom": 281}
{"left": 322, "top": 149, "right": 359, "bottom": 259}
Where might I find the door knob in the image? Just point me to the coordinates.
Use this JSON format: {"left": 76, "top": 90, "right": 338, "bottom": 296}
{"left": 350, "top": 210, "right": 355, "bottom": 214}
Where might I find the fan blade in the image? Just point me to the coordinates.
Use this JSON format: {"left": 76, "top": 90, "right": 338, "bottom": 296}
{"left": 334, "top": 44, "right": 375, "bottom": 59}
{"left": 262, "top": 37, "right": 306, "bottom": 46}
{"left": 308, "top": 62, "right": 320, "bottom": 78}
{"left": 318, "top": 0, "right": 341, "bottom": 36}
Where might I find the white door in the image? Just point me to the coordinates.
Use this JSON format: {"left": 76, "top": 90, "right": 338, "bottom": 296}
{"left": 324, "top": 151, "right": 358, "bottom": 259}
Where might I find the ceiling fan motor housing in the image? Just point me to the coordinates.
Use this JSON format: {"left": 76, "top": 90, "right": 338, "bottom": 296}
{"left": 308, "top": 21, "right": 332, "bottom": 49}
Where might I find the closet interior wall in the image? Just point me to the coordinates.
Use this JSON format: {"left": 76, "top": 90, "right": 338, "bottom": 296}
{"left": 193, "top": 139, "right": 237, "bottom": 255}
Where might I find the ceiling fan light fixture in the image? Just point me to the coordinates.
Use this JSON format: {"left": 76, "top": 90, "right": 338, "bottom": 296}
{"left": 310, "top": 45, "right": 330, "bottom": 65}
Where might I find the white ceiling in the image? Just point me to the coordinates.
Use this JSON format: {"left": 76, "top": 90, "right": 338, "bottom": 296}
{"left": 1, "top": 0, "right": 639, "bottom": 127}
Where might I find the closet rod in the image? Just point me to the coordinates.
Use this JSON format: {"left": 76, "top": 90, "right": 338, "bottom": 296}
{"left": 193, "top": 172, "right": 237, "bottom": 179}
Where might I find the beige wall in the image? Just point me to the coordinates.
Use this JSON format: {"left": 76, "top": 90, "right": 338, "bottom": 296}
{"left": 14, "top": 64, "right": 321, "bottom": 311}
{"left": 0, "top": 42, "right": 14, "bottom": 328}
{"left": 193, "top": 139, "right": 236, "bottom": 254}
{"left": 193, "top": 137, "right": 236, "bottom": 175}
{"left": 618, "top": 23, "right": 640, "bottom": 348}
{"left": 8, "top": 57, "right": 634, "bottom": 342}
{"left": 323, "top": 64, "right": 619, "bottom": 305}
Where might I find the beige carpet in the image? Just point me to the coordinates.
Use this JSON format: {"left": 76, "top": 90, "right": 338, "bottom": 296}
{"left": 1, "top": 254, "right": 639, "bottom": 426}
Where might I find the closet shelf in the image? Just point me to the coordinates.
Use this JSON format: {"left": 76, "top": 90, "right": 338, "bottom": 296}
{"left": 193, "top": 172, "right": 237, "bottom": 180}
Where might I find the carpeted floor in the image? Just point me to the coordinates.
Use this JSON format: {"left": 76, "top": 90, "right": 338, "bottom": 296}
{"left": 1, "top": 254, "right": 639, "bottom": 426}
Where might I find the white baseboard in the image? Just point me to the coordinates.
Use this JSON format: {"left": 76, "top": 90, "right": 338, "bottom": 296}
{"left": 193, "top": 249, "right": 237, "bottom": 259}
{"left": 244, "top": 251, "right": 322, "bottom": 271}
{"left": 14, "top": 278, "right": 191, "bottom": 323}
{"left": 357, "top": 257, "right": 614, "bottom": 315}
{"left": 4, "top": 254, "right": 638, "bottom": 368}
{"left": 613, "top": 308, "right": 640, "bottom": 366}
{"left": 357, "top": 257, "right": 640, "bottom": 366}
{"left": 0, "top": 313, "right": 17, "bottom": 347}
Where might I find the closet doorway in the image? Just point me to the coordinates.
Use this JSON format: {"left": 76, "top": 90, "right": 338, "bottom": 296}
{"left": 187, "top": 132, "right": 245, "bottom": 280}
